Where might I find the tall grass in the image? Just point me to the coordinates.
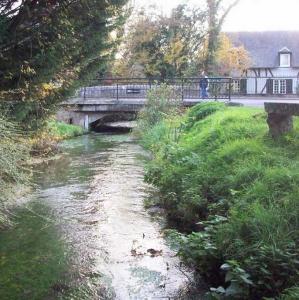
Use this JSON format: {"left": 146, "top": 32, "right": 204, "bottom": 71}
{"left": 140, "top": 102, "right": 299, "bottom": 299}
{"left": 0, "top": 114, "right": 29, "bottom": 228}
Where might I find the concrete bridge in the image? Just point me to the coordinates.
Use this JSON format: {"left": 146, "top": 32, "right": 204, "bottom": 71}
{"left": 57, "top": 98, "right": 146, "bottom": 130}
{"left": 56, "top": 97, "right": 209, "bottom": 131}
{"left": 56, "top": 77, "right": 232, "bottom": 131}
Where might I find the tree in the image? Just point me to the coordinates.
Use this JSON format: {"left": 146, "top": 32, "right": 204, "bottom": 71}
{"left": 113, "top": 4, "right": 207, "bottom": 79}
{"left": 205, "top": 0, "right": 240, "bottom": 74}
{"left": 215, "top": 33, "right": 251, "bottom": 76}
{"left": 0, "top": 0, "right": 129, "bottom": 129}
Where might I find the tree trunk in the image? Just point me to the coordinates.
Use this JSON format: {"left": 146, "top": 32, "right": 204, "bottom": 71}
{"left": 205, "top": 0, "right": 240, "bottom": 74}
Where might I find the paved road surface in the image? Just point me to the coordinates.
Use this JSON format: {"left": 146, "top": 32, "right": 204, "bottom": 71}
{"left": 230, "top": 97, "right": 299, "bottom": 108}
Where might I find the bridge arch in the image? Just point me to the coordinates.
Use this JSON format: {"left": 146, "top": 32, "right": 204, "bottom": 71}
{"left": 89, "top": 112, "right": 137, "bottom": 132}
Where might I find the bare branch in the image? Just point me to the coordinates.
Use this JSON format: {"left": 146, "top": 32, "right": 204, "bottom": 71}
{"left": 218, "top": 0, "right": 240, "bottom": 29}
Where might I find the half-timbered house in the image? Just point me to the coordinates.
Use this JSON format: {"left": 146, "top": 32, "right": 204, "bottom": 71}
{"left": 227, "top": 31, "right": 299, "bottom": 96}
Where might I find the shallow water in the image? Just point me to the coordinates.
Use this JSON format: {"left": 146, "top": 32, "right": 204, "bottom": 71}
{"left": 0, "top": 133, "right": 192, "bottom": 299}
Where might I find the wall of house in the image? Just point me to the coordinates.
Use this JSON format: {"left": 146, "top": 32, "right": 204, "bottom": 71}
{"left": 246, "top": 78, "right": 267, "bottom": 94}
{"left": 272, "top": 67, "right": 299, "bottom": 77}
{"left": 245, "top": 67, "right": 299, "bottom": 94}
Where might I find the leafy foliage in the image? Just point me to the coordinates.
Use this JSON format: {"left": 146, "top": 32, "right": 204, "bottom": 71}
{"left": 113, "top": 4, "right": 207, "bottom": 78}
{"left": 0, "top": 0, "right": 129, "bottom": 129}
{"left": 215, "top": 34, "right": 251, "bottom": 76}
{"left": 140, "top": 103, "right": 299, "bottom": 299}
{"left": 135, "top": 83, "right": 181, "bottom": 135}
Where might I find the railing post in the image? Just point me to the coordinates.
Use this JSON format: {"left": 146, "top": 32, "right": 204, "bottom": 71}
{"left": 181, "top": 78, "right": 184, "bottom": 102}
{"left": 83, "top": 86, "right": 86, "bottom": 100}
{"left": 116, "top": 79, "right": 119, "bottom": 102}
{"left": 228, "top": 77, "right": 232, "bottom": 101}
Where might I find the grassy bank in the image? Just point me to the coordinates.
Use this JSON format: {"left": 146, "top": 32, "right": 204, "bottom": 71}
{"left": 140, "top": 102, "right": 299, "bottom": 299}
{"left": 30, "top": 120, "right": 85, "bottom": 156}
{"left": 48, "top": 120, "right": 85, "bottom": 140}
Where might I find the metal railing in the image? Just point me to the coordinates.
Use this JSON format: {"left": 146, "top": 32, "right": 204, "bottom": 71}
{"left": 78, "top": 77, "right": 232, "bottom": 101}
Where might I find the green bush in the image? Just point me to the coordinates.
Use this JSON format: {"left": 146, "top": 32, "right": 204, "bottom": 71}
{"left": 279, "top": 286, "right": 299, "bottom": 300}
{"left": 141, "top": 102, "right": 299, "bottom": 299}
{"left": 135, "top": 83, "right": 181, "bottom": 136}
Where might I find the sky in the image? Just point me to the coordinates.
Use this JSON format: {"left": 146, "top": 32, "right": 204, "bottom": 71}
{"left": 135, "top": 0, "right": 299, "bottom": 32}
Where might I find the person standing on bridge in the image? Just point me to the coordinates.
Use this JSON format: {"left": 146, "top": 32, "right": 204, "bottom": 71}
{"left": 199, "top": 71, "right": 209, "bottom": 99}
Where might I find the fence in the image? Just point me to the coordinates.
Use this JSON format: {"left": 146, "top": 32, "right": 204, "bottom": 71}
{"left": 78, "top": 77, "right": 232, "bottom": 101}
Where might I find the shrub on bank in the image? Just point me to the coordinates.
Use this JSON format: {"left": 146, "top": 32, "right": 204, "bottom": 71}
{"left": 135, "top": 83, "right": 181, "bottom": 136}
{"left": 141, "top": 102, "right": 299, "bottom": 299}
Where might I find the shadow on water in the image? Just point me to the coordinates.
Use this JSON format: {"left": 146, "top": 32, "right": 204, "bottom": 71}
{"left": 0, "top": 133, "right": 195, "bottom": 300}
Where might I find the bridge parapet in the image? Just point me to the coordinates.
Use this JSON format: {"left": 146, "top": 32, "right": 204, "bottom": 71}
{"left": 77, "top": 77, "right": 232, "bottom": 101}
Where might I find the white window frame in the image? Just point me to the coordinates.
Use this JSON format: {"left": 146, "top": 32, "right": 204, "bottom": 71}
{"left": 232, "top": 79, "right": 240, "bottom": 93}
{"left": 273, "top": 79, "right": 287, "bottom": 94}
{"left": 280, "top": 53, "right": 291, "bottom": 67}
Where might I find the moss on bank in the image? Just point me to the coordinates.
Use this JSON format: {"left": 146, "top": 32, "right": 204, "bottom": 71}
{"left": 140, "top": 102, "right": 299, "bottom": 299}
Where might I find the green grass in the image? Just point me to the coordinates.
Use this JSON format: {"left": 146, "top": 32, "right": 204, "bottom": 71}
{"left": 48, "top": 120, "right": 85, "bottom": 140}
{"left": 140, "top": 102, "right": 299, "bottom": 299}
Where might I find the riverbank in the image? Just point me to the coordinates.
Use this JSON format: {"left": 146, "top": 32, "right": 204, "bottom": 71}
{"left": 140, "top": 102, "right": 299, "bottom": 299}
{"left": 30, "top": 120, "right": 85, "bottom": 157}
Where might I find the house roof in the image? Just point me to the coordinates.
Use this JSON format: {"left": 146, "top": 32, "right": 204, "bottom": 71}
{"left": 226, "top": 31, "right": 299, "bottom": 68}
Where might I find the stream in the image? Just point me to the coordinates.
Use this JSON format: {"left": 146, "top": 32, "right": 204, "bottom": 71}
{"left": 0, "top": 133, "right": 193, "bottom": 300}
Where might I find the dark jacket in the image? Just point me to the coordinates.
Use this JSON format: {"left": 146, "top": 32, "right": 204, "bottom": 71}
{"left": 200, "top": 77, "right": 208, "bottom": 89}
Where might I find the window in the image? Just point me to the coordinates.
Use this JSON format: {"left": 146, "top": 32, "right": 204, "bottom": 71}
{"left": 232, "top": 79, "right": 240, "bottom": 93}
{"left": 273, "top": 79, "right": 287, "bottom": 94}
{"left": 280, "top": 53, "right": 291, "bottom": 67}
